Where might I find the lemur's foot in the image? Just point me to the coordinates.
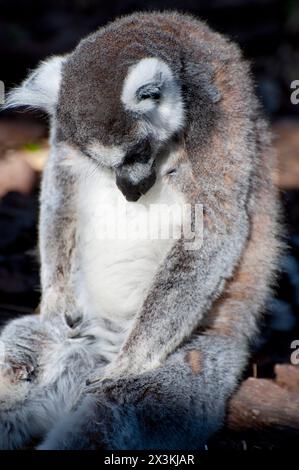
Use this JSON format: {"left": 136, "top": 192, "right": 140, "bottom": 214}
{"left": 0, "top": 359, "right": 35, "bottom": 384}
{"left": 0, "top": 362, "right": 32, "bottom": 414}
{"left": 0, "top": 314, "right": 44, "bottom": 407}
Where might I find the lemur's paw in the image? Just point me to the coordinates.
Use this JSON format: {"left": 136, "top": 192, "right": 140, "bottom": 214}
{"left": 1, "top": 360, "right": 35, "bottom": 383}
{"left": 65, "top": 310, "right": 83, "bottom": 329}
{"left": 41, "top": 289, "right": 84, "bottom": 329}
{"left": 0, "top": 345, "right": 36, "bottom": 405}
{"left": 0, "top": 361, "right": 32, "bottom": 409}
{"left": 85, "top": 359, "right": 130, "bottom": 391}
{"left": 85, "top": 352, "right": 161, "bottom": 393}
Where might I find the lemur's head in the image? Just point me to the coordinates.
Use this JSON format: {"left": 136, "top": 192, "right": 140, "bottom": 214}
{"left": 4, "top": 29, "right": 184, "bottom": 201}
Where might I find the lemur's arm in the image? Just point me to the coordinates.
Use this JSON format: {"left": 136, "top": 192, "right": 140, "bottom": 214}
{"left": 1, "top": 55, "right": 77, "bottom": 323}
{"left": 96, "top": 187, "right": 251, "bottom": 381}
{"left": 39, "top": 147, "right": 79, "bottom": 325}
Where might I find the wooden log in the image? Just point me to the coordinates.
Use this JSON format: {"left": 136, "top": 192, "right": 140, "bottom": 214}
{"left": 227, "top": 377, "right": 299, "bottom": 433}
{"left": 275, "top": 364, "right": 299, "bottom": 393}
{"left": 273, "top": 121, "right": 299, "bottom": 189}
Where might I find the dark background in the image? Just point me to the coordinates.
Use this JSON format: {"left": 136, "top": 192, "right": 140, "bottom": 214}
{"left": 0, "top": 0, "right": 299, "bottom": 449}
{"left": 1, "top": 0, "right": 299, "bottom": 118}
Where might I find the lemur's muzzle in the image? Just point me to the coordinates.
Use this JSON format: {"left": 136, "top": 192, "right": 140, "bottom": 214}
{"left": 115, "top": 138, "right": 156, "bottom": 202}
{"left": 116, "top": 168, "right": 156, "bottom": 202}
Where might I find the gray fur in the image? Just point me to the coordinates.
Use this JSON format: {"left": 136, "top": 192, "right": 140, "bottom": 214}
{"left": 0, "top": 11, "right": 281, "bottom": 449}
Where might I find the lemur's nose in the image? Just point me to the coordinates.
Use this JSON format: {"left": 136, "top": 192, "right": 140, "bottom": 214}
{"left": 116, "top": 171, "right": 156, "bottom": 202}
{"left": 115, "top": 138, "right": 156, "bottom": 201}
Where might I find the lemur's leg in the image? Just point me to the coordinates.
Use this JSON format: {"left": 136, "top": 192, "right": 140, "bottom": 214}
{"left": 39, "top": 146, "right": 280, "bottom": 450}
{"left": 0, "top": 314, "right": 106, "bottom": 449}
{"left": 38, "top": 334, "right": 247, "bottom": 450}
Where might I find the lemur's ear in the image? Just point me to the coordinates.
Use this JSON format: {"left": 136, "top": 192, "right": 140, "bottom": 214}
{"left": 3, "top": 55, "right": 67, "bottom": 114}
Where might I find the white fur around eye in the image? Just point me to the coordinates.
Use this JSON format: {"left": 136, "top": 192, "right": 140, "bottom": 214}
{"left": 121, "top": 57, "right": 185, "bottom": 141}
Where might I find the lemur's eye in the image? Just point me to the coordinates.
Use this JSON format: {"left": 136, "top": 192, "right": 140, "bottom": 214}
{"left": 166, "top": 168, "right": 177, "bottom": 176}
{"left": 136, "top": 83, "right": 161, "bottom": 101}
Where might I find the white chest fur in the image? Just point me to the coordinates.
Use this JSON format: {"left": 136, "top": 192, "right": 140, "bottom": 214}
{"left": 75, "top": 166, "right": 184, "bottom": 336}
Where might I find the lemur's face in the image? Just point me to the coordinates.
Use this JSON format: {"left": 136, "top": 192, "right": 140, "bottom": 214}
{"left": 56, "top": 38, "right": 184, "bottom": 201}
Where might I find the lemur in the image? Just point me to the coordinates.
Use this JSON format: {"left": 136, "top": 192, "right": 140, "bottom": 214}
{"left": 0, "top": 11, "right": 281, "bottom": 449}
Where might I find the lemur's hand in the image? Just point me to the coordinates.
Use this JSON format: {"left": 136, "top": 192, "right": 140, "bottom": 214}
{"left": 0, "top": 315, "right": 45, "bottom": 404}
{"left": 86, "top": 352, "right": 161, "bottom": 392}
{"left": 0, "top": 357, "right": 35, "bottom": 384}
{"left": 41, "top": 288, "right": 83, "bottom": 328}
